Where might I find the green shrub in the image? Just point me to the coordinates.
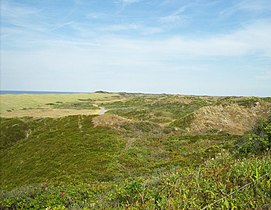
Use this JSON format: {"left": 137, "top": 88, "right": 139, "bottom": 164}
{"left": 0, "top": 118, "right": 29, "bottom": 150}
{"left": 236, "top": 115, "right": 271, "bottom": 156}
{"left": 170, "top": 113, "right": 194, "bottom": 130}
{"left": 109, "top": 178, "right": 143, "bottom": 206}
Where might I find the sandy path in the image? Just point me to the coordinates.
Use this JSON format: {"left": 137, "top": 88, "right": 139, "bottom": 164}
{"left": 99, "top": 107, "right": 107, "bottom": 115}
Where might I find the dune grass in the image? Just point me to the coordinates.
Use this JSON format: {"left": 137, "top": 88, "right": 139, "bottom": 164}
{"left": 0, "top": 93, "right": 271, "bottom": 209}
{"left": 0, "top": 93, "right": 119, "bottom": 113}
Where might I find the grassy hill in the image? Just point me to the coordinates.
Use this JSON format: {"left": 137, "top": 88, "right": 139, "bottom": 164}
{"left": 0, "top": 92, "right": 271, "bottom": 209}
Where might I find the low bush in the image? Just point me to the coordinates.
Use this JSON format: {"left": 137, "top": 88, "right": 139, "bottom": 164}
{"left": 236, "top": 115, "right": 271, "bottom": 156}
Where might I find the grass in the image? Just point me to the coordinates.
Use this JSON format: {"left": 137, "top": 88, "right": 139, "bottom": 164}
{"left": 104, "top": 95, "right": 209, "bottom": 126}
{"left": 0, "top": 108, "right": 100, "bottom": 118}
{"left": 0, "top": 92, "right": 271, "bottom": 209}
{"left": 0, "top": 93, "right": 119, "bottom": 113}
{"left": 215, "top": 96, "right": 271, "bottom": 108}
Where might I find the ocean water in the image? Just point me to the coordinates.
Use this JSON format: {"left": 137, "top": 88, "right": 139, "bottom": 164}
{"left": 0, "top": 90, "right": 85, "bottom": 94}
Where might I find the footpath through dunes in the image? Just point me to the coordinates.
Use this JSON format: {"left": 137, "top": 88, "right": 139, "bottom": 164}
{"left": 99, "top": 107, "right": 107, "bottom": 115}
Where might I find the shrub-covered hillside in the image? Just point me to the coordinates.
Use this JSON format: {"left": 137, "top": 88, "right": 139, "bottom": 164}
{"left": 0, "top": 93, "right": 271, "bottom": 209}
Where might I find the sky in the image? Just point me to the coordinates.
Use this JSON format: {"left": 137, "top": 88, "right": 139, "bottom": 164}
{"left": 1, "top": 0, "right": 271, "bottom": 96}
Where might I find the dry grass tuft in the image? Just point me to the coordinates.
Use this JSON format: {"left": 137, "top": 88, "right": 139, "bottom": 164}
{"left": 0, "top": 109, "right": 100, "bottom": 118}
{"left": 92, "top": 114, "right": 132, "bottom": 129}
{"left": 190, "top": 102, "right": 271, "bottom": 135}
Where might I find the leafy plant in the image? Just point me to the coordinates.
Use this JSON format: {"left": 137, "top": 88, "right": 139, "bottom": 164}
{"left": 236, "top": 115, "right": 271, "bottom": 156}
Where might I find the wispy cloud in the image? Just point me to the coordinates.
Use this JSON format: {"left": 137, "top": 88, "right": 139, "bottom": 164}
{"left": 159, "top": 4, "right": 193, "bottom": 25}
{"left": 86, "top": 12, "right": 107, "bottom": 19}
{"left": 1, "top": 0, "right": 41, "bottom": 19}
{"left": 100, "top": 23, "right": 140, "bottom": 32}
{"left": 119, "top": 0, "right": 142, "bottom": 5}
{"left": 238, "top": 0, "right": 271, "bottom": 13}
{"left": 3, "top": 13, "right": 271, "bottom": 57}
{"left": 220, "top": 0, "right": 271, "bottom": 18}
{"left": 99, "top": 23, "right": 163, "bottom": 35}
{"left": 1, "top": 0, "right": 271, "bottom": 95}
{"left": 1, "top": 0, "right": 44, "bottom": 31}
{"left": 68, "top": 20, "right": 271, "bottom": 58}
{"left": 50, "top": 21, "right": 75, "bottom": 32}
{"left": 160, "top": 14, "right": 187, "bottom": 24}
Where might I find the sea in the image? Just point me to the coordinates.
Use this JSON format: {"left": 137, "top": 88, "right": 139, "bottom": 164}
{"left": 0, "top": 90, "right": 86, "bottom": 94}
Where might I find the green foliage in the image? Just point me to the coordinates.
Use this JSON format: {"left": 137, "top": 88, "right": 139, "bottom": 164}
{"left": 216, "top": 96, "right": 261, "bottom": 108}
{"left": 53, "top": 101, "right": 96, "bottom": 109}
{"left": 0, "top": 116, "right": 125, "bottom": 190}
{"left": 169, "top": 113, "right": 194, "bottom": 130}
{"left": 109, "top": 178, "right": 144, "bottom": 206}
{"left": 0, "top": 182, "right": 100, "bottom": 209}
{"left": 105, "top": 95, "right": 208, "bottom": 125}
{"left": 3, "top": 152, "right": 269, "bottom": 209}
{"left": 236, "top": 115, "right": 271, "bottom": 156}
{"left": 0, "top": 118, "right": 29, "bottom": 150}
{"left": 1, "top": 93, "right": 271, "bottom": 209}
{"left": 1, "top": 116, "right": 238, "bottom": 193}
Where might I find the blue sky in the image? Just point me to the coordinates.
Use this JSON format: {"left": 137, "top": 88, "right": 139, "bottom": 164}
{"left": 1, "top": 0, "right": 271, "bottom": 96}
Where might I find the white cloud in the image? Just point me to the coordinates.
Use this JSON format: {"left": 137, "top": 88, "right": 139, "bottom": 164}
{"left": 1, "top": 0, "right": 41, "bottom": 19}
{"left": 160, "top": 14, "right": 187, "bottom": 24}
{"left": 159, "top": 4, "right": 192, "bottom": 25}
{"left": 3, "top": 19, "right": 271, "bottom": 58}
{"left": 117, "top": 0, "right": 142, "bottom": 7}
{"left": 100, "top": 24, "right": 140, "bottom": 32}
{"left": 99, "top": 24, "right": 163, "bottom": 35}
{"left": 2, "top": 20, "right": 271, "bottom": 95}
{"left": 120, "top": 0, "right": 141, "bottom": 4}
{"left": 50, "top": 21, "right": 75, "bottom": 32}
{"left": 3, "top": 21, "right": 271, "bottom": 74}
{"left": 1, "top": 0, "right": 270, "bottom": 95}
{"left": 62, "top": 22, "right": 163, "bottom": 37}
{"left": 88, "top": 21, "right": 271, "bottom": 58}
{"left": 86, "top": 12, "right": 107, "bottom": 19}
{"left": 141, "top": 27, "right": 163, "bottom": 35}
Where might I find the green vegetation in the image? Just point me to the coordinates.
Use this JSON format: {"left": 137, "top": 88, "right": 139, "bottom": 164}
{"left": 52, "top": 101, "right": 97, "bottom": 109}
{"left": 216, "top": 96, "right": 271, "bottom": 108}
{"left": 105, "top": 95, "right": 209, "bottom": 126}
{"left": 236, "top": 115, "right": 271, "bottom": 156}
{"left": 0, "top": 118, "right": 29, "bottom": 150}
{"left": 0, "top": 116, "right": 125, "bottom": 190}
{"left": 1, "top": 151, "right": 270, "bottom": 209}
{"left": 0, "top": 92, "right": 271, "bottom": 209}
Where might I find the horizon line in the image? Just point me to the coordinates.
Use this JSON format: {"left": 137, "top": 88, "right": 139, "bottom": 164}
{"left": 0, "top": 89, "right": 270, "bottom": 98}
